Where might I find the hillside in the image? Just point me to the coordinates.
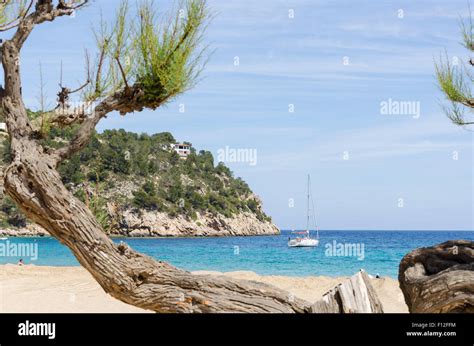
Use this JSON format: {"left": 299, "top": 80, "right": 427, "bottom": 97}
{"left": 0, "top": 119, "right": 279, "bottom": 237}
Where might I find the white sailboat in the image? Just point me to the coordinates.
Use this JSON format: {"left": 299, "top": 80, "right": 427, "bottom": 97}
{"left": 288, "top": 175, "right": 320, "bottom": 248}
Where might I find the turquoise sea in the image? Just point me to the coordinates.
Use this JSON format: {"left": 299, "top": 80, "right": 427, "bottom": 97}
{"left": 1, "top": 230, "right": 473, "bottom": 278}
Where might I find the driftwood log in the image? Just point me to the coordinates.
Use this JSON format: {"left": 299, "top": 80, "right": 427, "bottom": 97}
{"left": 311, "top": 270, "right": 384, "bottom": 313}
{"left": 399, "top": 240, "right": 474, "bottom": 313}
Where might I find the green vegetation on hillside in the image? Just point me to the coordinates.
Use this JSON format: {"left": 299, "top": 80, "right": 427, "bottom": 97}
{"left": 0, "top": 117, "right": 271, "bottom": 230}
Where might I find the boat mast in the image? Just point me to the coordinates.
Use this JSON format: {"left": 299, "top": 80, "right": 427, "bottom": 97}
{"left": 306, "top": 174, "right": 310, "bottom": 233}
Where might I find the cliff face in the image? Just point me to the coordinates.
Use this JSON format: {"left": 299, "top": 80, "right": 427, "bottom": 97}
{"left": 0, "top": 210, "right": 279, "bottom": 238}
{"left": 0, "top": 128, "right": 280, "bottom": 237}
{"left": 0, "top": 182, "right": 280, "bottom": 238}
{"left": 109, "top": 209, "right": 279, "bottom": 237}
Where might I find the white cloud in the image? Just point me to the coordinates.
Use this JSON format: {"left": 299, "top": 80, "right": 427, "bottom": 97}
{"left": 246, "top": 117, "right": 473, "bottom": 169}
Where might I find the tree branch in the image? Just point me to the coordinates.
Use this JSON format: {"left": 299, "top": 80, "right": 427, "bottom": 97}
{"left": 49, "top": 106, "right": 89, "bottom": 127}
{"left": 53, "top": 80, "right": 175, "bottom": 164}
{"left": 0, "top": 0, "right": 34, "bottom": 32}
{"left": 94, "top": 41, "right": 108, "bottom": 95}
{"left": 11, "top": 0, "right": 88, "bottom": 49}
{"left": 52, "top": 86, "right": 134, "bottom": 163}
{"left": 115, "top": 56, "right": 129, "bottom": 89}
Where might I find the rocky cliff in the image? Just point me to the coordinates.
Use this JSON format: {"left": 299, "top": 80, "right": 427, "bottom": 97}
{"left": 0, "top": 127, "right": 279, "bottom": 237}
{"left": 0, "top": 210, "right": 279, "bottom": 238}
{"left": 109, "top": 209, "right": 278, "bottom": 237}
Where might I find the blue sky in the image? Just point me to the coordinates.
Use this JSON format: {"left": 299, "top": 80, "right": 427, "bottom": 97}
{"left": 3, "top": 0, "right": 473, "bottom": 230}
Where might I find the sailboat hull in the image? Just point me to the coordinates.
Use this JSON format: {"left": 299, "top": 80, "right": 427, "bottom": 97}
{"left": 288, "top": 238, "right": 319, "bottom": 247}
{"left": 288, "top": 174, "right": 320, "bottom": 248}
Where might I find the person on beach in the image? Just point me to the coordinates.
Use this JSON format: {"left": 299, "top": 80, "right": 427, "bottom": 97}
{"left": 17, "top": 259, "right": 24, "bottom": 266}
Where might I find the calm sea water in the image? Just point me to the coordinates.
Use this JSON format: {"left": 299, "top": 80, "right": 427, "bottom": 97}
{"left": 1, "top": 230, "right": 473, "bottom": 278}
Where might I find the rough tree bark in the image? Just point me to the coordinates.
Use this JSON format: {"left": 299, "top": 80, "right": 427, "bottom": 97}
{"left": 399, "top": 240, "right": 474, "bottom": 313}
{"left": 311, "top": 270, "right": 384, "bottom": 313}
{"left": 0, "top": 1, "right": 317, "bottom": 313}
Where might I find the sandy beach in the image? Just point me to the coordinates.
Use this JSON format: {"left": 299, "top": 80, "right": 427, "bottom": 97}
{"left": 0, "top": 265, "right": 408, "bottom": 313}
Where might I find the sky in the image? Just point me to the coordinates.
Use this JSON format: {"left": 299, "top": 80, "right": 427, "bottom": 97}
{"left": 2, "top": 0, "right": 473, "bottom": 230}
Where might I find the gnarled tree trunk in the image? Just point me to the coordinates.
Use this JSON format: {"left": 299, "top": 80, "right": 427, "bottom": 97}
{"left": 399, "top": 240, "right": 474, "bottom": 313}
{"left": 0, "top": 1, "right": 317, "bottom": 314}
{"left": 0, "top": 0, "right": 386, "bottom": 315}
{"left": 3, "top": 119, "right": 313, "bottom": 313}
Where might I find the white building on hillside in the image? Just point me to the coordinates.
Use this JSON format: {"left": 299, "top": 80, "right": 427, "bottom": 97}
{"left": 172, "top": 143, "right": 192, "bottom": 158}
{"left": 0, "top": 123, "right": 6, "bottom": 132}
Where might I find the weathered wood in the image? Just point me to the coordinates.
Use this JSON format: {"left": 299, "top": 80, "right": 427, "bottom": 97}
{"left": 399, "top": 240, "right": 474, "bottom": 313}
{"left": 5, "top": 150, "right": 317, "bottom": 312}
{"left": 311, "top": 270, "right": 384, "bottom": 313}
{"left": 0, "top": 1, "right": 388, "bottom": 315}
{"left": 0, "top": 1, "right": 314, "bottom": 314}
{"left": 2, "top": 148, "right": 313, "bottom": 313}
